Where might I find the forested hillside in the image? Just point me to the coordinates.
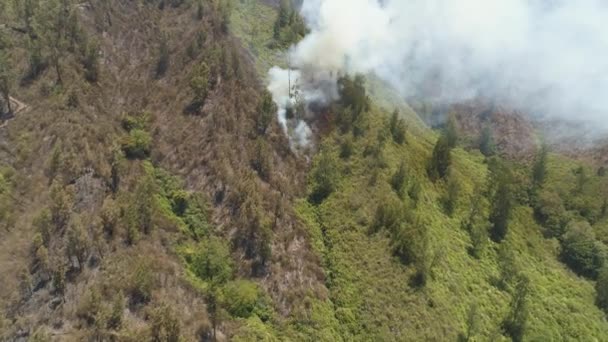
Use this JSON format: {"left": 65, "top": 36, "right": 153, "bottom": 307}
{"left": 0, "top": 0, "right": 607, "bottom": 341}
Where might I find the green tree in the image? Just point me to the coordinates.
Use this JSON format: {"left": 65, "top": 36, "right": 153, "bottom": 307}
{"left": 121, "top": 129, "right": 151, "bottom": 159}
{"left": 66, "top": 216, "right": 89, "bottom": 269}
{"left": 149, "top": 303, "right": 181, "bottom": 342}
{"left": 533, "top": 189, "right": 568, "bottom": 238}
{"left": 372, "top": 196, "right": 403, "bottom": 234}
{"left": 560, "top": 221, "right": 605, "bottom": 278}
{"left": 191, "top": 237, "right": 234, "bottom": 285}
{"left": 596, "top": 265, "right": 608, "bottom": 314}
{"left": 479, "top": 125, "right": 495, "bottom": 157}
{"left": 0, "top": 51, "right": 13, "bottom": 114}
{"left": 41, "top": 0, "right": 72, "bottom": 85}
{"left": 310, "top": 151, "right": 339, "bottom": 204}
{"left": 133, "top": 173, "right": 155, "bottom": 235}
{"left": 256, "top": 90, "right": 276, "bottom": 135}
{"left": 498, "top": 243, "right": 518, "bottom": 290}
{"left": 575, "top": 166, "right": 588, "bottom": 194}
{"left": 459, "top": 303, "right": 480, "bottom": 342}
{"left": 489, "top": 170, "right": 512, "bottom": 242}
{"left": 444, "top": 114, "right": 459, "bottom": 148}
{"left": 532, "top": 144, "right": 548, "bottom": 189}
{"left": 442, "top": 170, "right": 460, "bottom": 216}
{"left": 502, "top": 275, "right": 530, "bottom": 342}
{"left": 427, "top": 135, "right": 451, "bottom": 181}
{"left": 390, "top": 161, "right": 408, "bottom": 198}
{"left": 338, "top": 74, "right": 369, "bottom": 118}
{"left": 82, "top": 39, "right": 99, "bottom": 82}
{"left": 190, "top": 61, "right": 210, "bottom": 109}
{"left": 389, "top": 109, "right": 407, "bottom": 144}
{"left": 107, "top": 292, "right": 124, "bottom": 329}
{"left": 49, "top": 179, "right": 71, "bottom": 230}
{"left": 222, "top": 280, "right": 260, "bottom": 318}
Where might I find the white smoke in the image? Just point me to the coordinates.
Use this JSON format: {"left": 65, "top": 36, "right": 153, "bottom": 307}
{"left": 268, "top": 0, "right": 608, "bottom": 146}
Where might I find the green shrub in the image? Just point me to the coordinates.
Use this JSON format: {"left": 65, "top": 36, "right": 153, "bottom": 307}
{"left": 442, "top": 171, "right": 460, "bottom": 217}
{"left": 427, "top": 135, "right": 451, "bottom": 181}
{"left": 222, "top": 280, "right": 260, "bottom": 318}
{"left": 130, "top": 260, "right": 154, "bottom": 305}
{"left": 190, "top": 237, "right": 233, "bottom": 284}
{"left": 560, "top": 221, "right": 605, "bottom": 278}
{"left": 121, "top": 129, "right": 152, "bottom": 159}
{"left": 309, "top": 151, "right": 339, "bottom": 204}
{"left": 596, "top": 265, "right": 608, "bottom": 313}
{"left": 533, "top": 190, "right": 568, "bottom": 238}
{"left": 390, "top": 161, "right": 408, "bottom": 198}
{"left": 389, "top": 110, "right": 407, "bottom": 145}
{"left": 149, "top": 303, "right": 181, "bottom": 342}
{"left": 371, "top": 196, "right": 403, "bottom": 234}
{"left": 502, "top": 275, "right": 530, "bottom": 342}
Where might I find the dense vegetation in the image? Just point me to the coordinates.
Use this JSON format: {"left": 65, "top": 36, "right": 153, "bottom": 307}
{"left": 0, "top": 0, "right": 607, "bottom": 341}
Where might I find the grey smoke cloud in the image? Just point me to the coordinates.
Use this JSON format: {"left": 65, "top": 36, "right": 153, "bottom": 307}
{"left": 269, "top": 0, "right": 608, "bottom": 145}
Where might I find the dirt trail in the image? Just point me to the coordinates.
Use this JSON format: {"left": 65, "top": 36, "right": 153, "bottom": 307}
{"left": 0, "top": 96, "right": 28, "bottom": 128}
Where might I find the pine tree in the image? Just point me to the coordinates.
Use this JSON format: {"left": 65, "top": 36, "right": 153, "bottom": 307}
{"left": 427, "top": 135, "right": 451, "bottom": 181}
{"left": 389, "top": 109, "right": 407, "bottom": 144}
{"left": 489, "top": 172, "right": 512, "bottom": 242}
{"left": 0, "top": 51, "right": 13, "bottom": 115}
{"left": 390, "top": 161, "right": 408, "bottom": 198}
{"left": 596, "top": 265, "right": 608, "bottom": 313}
{"left": 502, "top": 275, "right": 530, "bottom": 342}
{"left": 445, "top": 114, "right": 459, "bottom": 148}
{"left": 532, "top": 144, "right": 548, "bottom": 188}
{"left": 479, "top": 125, "right": 495, "bottom": 157}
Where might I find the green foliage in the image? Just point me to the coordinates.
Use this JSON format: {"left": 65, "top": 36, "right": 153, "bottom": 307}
{"left": 130, "top": 260, "right": 154, "bottom": 305}
{"left": 533, "top": 189, "right": 568, "bottom": 238}
{"left": 532, "top": 145, "right": 548, "bottom": 189}
{"left": 190, "top": 61, "right": 210, "bottom": 109}
{"left": 272, "top": 0, "right": 307, "bottom": 47}
{"left": 489, "top": 167, "right": 512, "bottom": 242}
{"left": 444, "top": 114, "right": 459, "bottom": 148}
{"left": 0, "top": 51, "right": 13, "bottom": 114}
{"left": 596, "top": 265, "right": 608, "bottom": 314}
{"left": 121, "top": 112, "right": 150, "bottom": 132}
{"left": 442, "top": 170, "right": 460, "bottom": 216}
{"left": 49, "top": 179, "right": 72, "bottom": 230}
{"left": 309, "top": 150, "right": 339, "bottom": 204}
{"left": 497, "top": 243, "right": 518, "bottom": 290}
{"left": 502, "top": 275, "right": 530, "bottom": 342}
{"left": 427, "top": 134, "right": 451, "bottom": 181}
{"left": 574, "top": 166, "right": 589, "bottom": 194}
{"left": 100, "top": 197, "right": 120, "bottom": 237}
{"left": 560, "top": 221, "right": 605, "bottom": 278}
{"left": 190, "top": 237, "right": 234, "bottom": 285}
{"left": 372, "top": 196, "right": 403, "bottom": 234}
{"left": 338, "top": 74, "right": 369, "bottom": 118}
{"left": 252, "top": 138, "right": 272, "bottom": 182}
{"left": 149, "top": 303, "right": 181, "bottom": 342}
{"left": 121, "top": 129, "right": 152, "bottom": 159}
{"left": 82, "top": 39, "right": 100, "bottom": 83}
{"left": 390, "top": 161, "right": 408, "bottom": 198}
{"left": 0, "top": 171, "right": 15, "bottom": 231}
{"left": 107, "top": 293, "right": 125, "bottom": 329}
{"left": 257, "top": 90, "right": 276, "bottom": 135}
{"left": 479, "top": 125, "right": 495, "bottom": 157}
{"left": 66, "top": 216, "right": 89, "bottom": 268}
{"left": 389, "top": 110, "right": 407, "bottom": 144}
{"left": 339, "top": 135, "right": 354, "bottom": 159}
{"left": 222, "top": 280, "right": 260, "bottom": 318}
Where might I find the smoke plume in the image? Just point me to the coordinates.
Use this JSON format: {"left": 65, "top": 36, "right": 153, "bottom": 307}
{"left": 268, "top": 0, "right": 608, "bottom": 146}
